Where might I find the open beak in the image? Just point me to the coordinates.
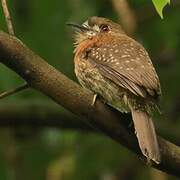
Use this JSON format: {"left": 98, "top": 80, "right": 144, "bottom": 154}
{"left": 66, "top": 22, "right": 91, "bottom": 32}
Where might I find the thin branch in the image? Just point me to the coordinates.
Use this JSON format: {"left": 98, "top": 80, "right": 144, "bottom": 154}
{"left": 1, "top": 0, "right": 29, "bottom": 98}
{"left": 0, "top": 31, "right": 180, "bottom": 177}
{"left": 0, "top": 83, "right": 29, "bottom": 99}
{"left": 1, "top": 0, "right": 15, "bottom": 35}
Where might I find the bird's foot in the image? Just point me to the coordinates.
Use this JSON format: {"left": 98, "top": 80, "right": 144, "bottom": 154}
{"left": 91, "top": 94, "right": 98, "bottom": 106}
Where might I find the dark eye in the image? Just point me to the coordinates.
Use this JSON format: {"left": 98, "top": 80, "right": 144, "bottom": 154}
{"left": 100, "top": 24, "right": 110, "bottom": 32}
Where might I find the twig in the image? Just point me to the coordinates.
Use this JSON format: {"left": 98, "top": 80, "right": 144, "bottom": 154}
{"left": 0, "top": 83, "right": 29, "bottom": 99}
{"left": 0, "top": 31, "right": 180, "bottom": 177}
{"left": 0, "top": 0, "right": 29, "bottom": 98}
{"left": 1, "top": 0, "right": 15, "bottom": 35}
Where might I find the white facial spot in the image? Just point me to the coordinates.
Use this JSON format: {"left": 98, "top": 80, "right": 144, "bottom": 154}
{"left": 130, "top": 68, "right": 134, "bottom": 70}
{"left": 141, "top": 65, "right": 145, "bottom": 68}
{"left": 114, "top": 49, "right": 119, "bottom": 53}
{"left": 87, "top": 31, "right": 96, "bottom": 37}
{"left": 93, "top": 24, "right": 100, "bottom": 32}
{"left": 126, "top": 68, "right": 130, "bottom": 70}
{"left": 130, "top": 59, "right": 135, "bottom": 62}
{"left": 103, "top": 48, "right": 107, "bottom": 51}
{"left": 109, "top": 54, "right": 113, "bottom": 57}
{"left": 116, "top": 62, "right": 120, "bottom": 65}
{"left": 125, "top": 60, "right": 130, "bottom": 63}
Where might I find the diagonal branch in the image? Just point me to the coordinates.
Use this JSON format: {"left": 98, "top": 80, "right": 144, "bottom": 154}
{"left": 0, "top": 31, "right": 180, "bottom": 177}
{"left": 0, "top": 83, "right": 28, "bottom": 99}
{"left": 0, "top": 0, "right": 29, "bottom": 99}
{"left": 1, "top": 0, "right": 15, "bottom": 35}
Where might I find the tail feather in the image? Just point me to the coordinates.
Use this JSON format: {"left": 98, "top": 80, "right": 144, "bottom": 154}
{"left": 131, "top": 109, "right": 161, "bottom": 164}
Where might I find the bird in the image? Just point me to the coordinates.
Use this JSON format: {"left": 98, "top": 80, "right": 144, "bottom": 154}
{"left": 67, "top": 16, "right": 161, "bottom": 164}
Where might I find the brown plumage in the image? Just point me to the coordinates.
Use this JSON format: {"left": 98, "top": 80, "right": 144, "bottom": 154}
{"left": 68, "top": 16, "right": 161, "bottom": 163}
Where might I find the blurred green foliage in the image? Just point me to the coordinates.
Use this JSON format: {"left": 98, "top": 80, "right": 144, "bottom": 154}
{"left": 0, "top": 0, "right": 180, "bottom": 180}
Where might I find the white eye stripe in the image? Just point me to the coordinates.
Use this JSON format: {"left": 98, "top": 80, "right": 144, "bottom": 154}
{"left": 93, "top": 24, "right": 100, "bottom": 32}
{"left": 82, "top": 20, "right": 89, "bottom": 27}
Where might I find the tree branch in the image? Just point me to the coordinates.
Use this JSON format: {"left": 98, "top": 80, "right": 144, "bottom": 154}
{"left": 0, "top": 0, "right": 29, "bottom": 99}
{"left": 0, "top": 31, "right": 180, "bottom": 177}
{"left": 0, "top": 83, "right": 29, "bottom": 99}
{"left": 0, "top": 101, "right": 180, "bottom": 146}
{"left": 0, "top": 101, "right": 92, "bottom": 130}
{"left": 1, "top": 0, "right": 15, "bottom": 35}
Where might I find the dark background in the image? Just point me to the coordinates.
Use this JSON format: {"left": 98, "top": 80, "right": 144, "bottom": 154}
{"left": 0, "top": 0, "right": 180, "bottom": 179}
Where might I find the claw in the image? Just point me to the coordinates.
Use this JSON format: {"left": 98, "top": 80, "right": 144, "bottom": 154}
{"left": 91, "top": 94, "right": 97, "bottom": 106}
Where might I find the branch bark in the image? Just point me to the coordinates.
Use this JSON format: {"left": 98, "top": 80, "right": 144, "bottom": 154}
{"left": 0, "top": 31, "right": 180, "bottom": 177}
{"left": 1, "top": 101, "right": 180, "bottom": 146}
{"left": 0, "top": 101, "right": 91, "bottom": 130}
{"left": 1, "top": 0, "right": 15, "bottom": 35}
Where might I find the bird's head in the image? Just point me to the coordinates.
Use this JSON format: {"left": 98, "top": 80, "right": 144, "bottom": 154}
{"left": 67, "top": 16, "right": 125, "bottom": 45}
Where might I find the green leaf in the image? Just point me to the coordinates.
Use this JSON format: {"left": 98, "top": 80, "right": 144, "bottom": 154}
{"left": 152, "top": 0, "right": 170, "bottom": 19}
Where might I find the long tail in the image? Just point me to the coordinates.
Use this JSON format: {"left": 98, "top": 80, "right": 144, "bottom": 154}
{"left": 131, "top": 108, "right": 161, "bottom": 164}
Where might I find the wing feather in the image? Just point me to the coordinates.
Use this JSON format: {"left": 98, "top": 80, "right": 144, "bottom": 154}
{"left": 96, "top": 64, "right": 147, "bottom": 97}
{"left": 88, "top": 34, "right": 161, "bottom": 98}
